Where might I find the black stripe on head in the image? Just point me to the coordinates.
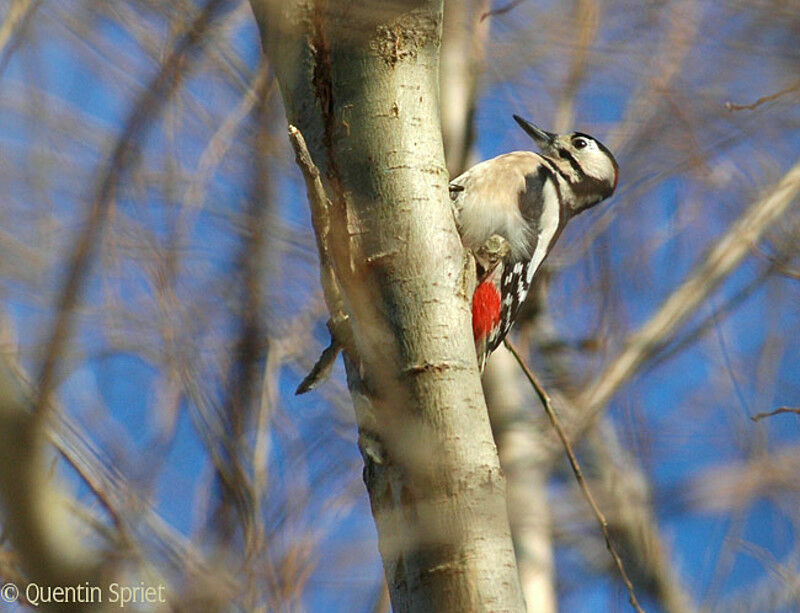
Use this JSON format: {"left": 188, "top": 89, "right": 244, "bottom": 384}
{"left": 573, "top": 132, "right": 616, "bottom": 164}
{"left": 540, "top": 156, "right": 573, "bottom": 186}
{"left": 569, "top": 176, "right": 616, "bottom": 216}
{"left": 558, "top": 148, "right": 586, "bottom": 178}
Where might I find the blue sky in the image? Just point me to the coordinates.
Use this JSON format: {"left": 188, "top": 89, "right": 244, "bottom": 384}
{"left": 1, "top": 1, "right": 800, "bottom": 612}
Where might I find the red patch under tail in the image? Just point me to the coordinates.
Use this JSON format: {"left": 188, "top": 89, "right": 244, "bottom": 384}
{"left": 472, "top": 280, "right": 502, "bottom": 342}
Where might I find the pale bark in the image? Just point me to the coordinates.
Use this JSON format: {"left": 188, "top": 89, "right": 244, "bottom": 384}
{"left": 483, "top": 348, "right": 557, "bottom": 613}
{"left": 439, "top": 4, "right": 558, "bottom": 609}
{"left": 249, "top": 1, "right": 524, "bottom": 610}
{"left": 585, "top": 421, "right": 696, "bottom": 613}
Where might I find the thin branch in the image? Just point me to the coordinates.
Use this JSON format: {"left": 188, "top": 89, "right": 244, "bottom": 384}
{"left": 750, "top": 241, "right": 800, "bottom": 281}
{"left": 585, "top": 420, "right": 696, "bottom": 613}
{"left": 287, "top": 125, "right": 352, "bottom": 393}
{"left": 33, "top": 0, "right": 231, "bottom": 420}
{"left": 751, "top": 407, "right": 800, "bottom": 422}
{"left": 645, "top": 264, "right": 773, "bottom": 373}
{"left": 725, "top": 80, "right": 800, "bottom": 112}
{"left": 480, "top": 0, "right": 527, "bottom": 22}
{"left": 572, "top": 155, "right": 800, "bottom": 441}
{"left": 504, "top": 338, "right": 645, "bottom": 613}
{"left": 287, "top": 125, "right": 341, "bottom": 315}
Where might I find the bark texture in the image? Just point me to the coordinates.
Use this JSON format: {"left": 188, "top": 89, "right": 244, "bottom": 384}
{"left": 249, "top": 1, "right": 525, "bottom": 610}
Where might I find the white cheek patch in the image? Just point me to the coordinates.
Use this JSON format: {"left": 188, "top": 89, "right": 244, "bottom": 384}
{"left": 580, "top": 148, "right": 615, "bottom": 183}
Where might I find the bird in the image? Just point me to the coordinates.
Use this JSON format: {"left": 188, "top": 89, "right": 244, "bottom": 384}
{"left": 450, "top": 114, "right": 619, "bottom": 371}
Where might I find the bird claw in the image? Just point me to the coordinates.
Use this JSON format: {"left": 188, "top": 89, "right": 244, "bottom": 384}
{"left": 475, "top": 234, "right": 510, "bottom": 282}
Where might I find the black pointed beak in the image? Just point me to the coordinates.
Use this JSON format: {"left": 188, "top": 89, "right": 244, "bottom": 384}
{"left": 513, "top": 115, "right": 556, "bottom": 149}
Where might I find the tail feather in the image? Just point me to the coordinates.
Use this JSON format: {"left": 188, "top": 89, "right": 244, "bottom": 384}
{"left": 471, "top": 253, "right": 534, "bottom": 370}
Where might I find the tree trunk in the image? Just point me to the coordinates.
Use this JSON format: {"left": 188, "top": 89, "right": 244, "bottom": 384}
{"left": 438, "top": 2, "right": 557, "bottom": 609}
{"left": 248, "top": 1, "right": 525, "bottom": 610}
{"left": 483, "top": 348, "right": 557, "bottom": 613}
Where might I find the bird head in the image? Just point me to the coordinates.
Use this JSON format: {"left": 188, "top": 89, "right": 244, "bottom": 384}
{"left": 513, "top": 114, "right": 619, "bottom": 206}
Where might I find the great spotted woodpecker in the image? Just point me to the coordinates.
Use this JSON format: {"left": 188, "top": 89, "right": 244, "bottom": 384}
{"left": 295, "top": 117, "right": 618, "bottom": 394}
{"left": 450, "top": 115, "right": 618, "bottom": 371}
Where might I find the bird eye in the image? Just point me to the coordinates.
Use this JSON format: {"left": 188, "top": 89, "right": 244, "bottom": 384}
{"left": 573, "top": 138, "right": 588, "bottom": 149}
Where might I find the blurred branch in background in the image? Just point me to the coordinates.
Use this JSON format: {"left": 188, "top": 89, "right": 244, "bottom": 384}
{"left": 750, "top": 407, "right": 800, "bottom": 422}
{"left": 504, "top": 338, "right": 644, "bottom": 613}
{"left": 0, "top": 339, "right": 104, "bottom": 611}
{"left": 726, "top": 80, "right": 800, "bottom": 112}
{"left": 0, "top": 0, "right": 799, "bottom": 611}
{"left": 571, "top": 156, "right": 800, "bottom": 442}
{"left": 32, "top": 0, "right": 231, "bottom": 420}
{"left": 0, "top": 0, "right": 40, "bottom": 74}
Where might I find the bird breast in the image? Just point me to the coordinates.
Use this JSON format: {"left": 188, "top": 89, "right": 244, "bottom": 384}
{"left": 451, "top": 151, "right": 549, "bottom": 261}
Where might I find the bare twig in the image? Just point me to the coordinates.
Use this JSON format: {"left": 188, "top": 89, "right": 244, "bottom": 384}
{"left": 287, "top": 125, "right": 352, "bottom": 392}
{"left": 585, "top": 421, "right": 696, "bottom": 613}
{"left": 750, "top": 407, "right": 800, "bottom": 422}
{"left": 725, "top": 81, "right": 800, "bottom": 112}
{"left": 504, "top": 338, "right": 645, "bottom": 613}
{"left": 480, "top": 0, "right": 527, "bottom": 22}
{"left": 645, "top": 264, "right": 774, "bottom": 373}
{"left": 287, "top": 125, "right": 341, "bottom": 313}
{"left": 750, "top": 241, "right": 800, "bottom": 281}
{"left": 572, "top": 155, "right": 800, "bottom": 441}
{"left": 33, "top": 0, "right": 231, "bottom": 419}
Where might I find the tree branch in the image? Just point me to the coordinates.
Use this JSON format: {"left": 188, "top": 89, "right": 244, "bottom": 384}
{"left": 750, "top": 407, "right": 800, "bottom": 422}
{"left": 33, "top": 0, "right": 231, "bottom": 422}
{"left": 725, "top": 80, "right": 800, "bottom": 112}
{"left": 0, "top": 0, "right": 40, "bottom": 75}
{"left": 571, "top": 155, "right": 800, "bottom": 441}
{"left": 504, "top": 339, "right": 645, "bottom": 613}
{"left": 0, "top": 358, "right": 103, "bottom": 607}
{"left": 253, "top": 1, "right": 525, "bottom": 609}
